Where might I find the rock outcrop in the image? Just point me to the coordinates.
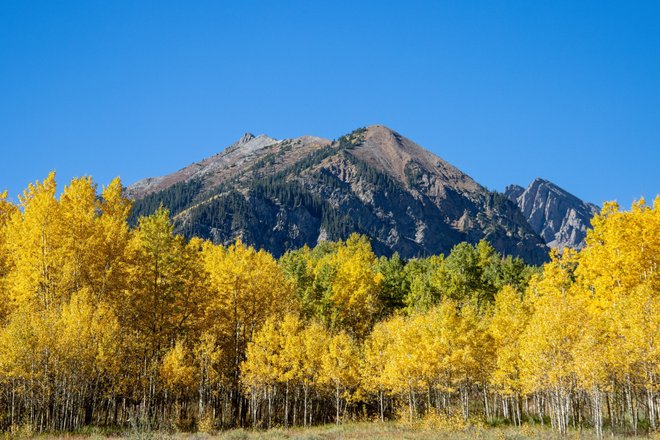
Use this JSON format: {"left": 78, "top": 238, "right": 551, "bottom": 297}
{"left": 505, "top": 178, "right": 599, "bottom": 250}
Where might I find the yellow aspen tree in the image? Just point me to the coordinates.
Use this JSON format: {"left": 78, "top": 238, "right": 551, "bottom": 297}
{"left": 58, "top": 177, "right": 102, "bottom": 298}
{"left": 0, "top": 175, "right": 129, "bottom": 430}
{"left": 95, "top": 177, "right": 132, "bottom": 301}
{"left": 202, "top": 239, "right": 293, "bottom": 423}
{"left": 0, "top": 306, "right": 58, "bottom": 428}
{"left": 381, "top": 314, "right": 427, "bottom": 423}
{"left": 320, "top": 331, "right": 360, "bottom": 425}
{"left": 241, "top": 317, "right": 284, "bottom": 428}
{"left": 451, "top": 300, "right": 494, "bottom": 421}
{"left": 125, "top": 208, "right": 207, "bottom": 356}
{"left": 427, "top": 300, "right": 460, "bottom": 413}
{"left": 519, "top": 251, "right": 583, "bottom": 436}
{"left": 0, "top": 191, "right": 18, "bottom": 321}
{"left": 578, "top": 200, "right": 657, "bottom": 302}
{"left": 298, "top": 321, "right": 329, "bottom": 426}
{"left": 619, "top": 282, "right": 660, "bottom": 431}
{"left": 88, "top": 299, "right": 122, "bottom": 383}
{"left": 576, "top": 198, "right": 660, "bottom": 434}
{"left": 571, "top": 281, "right": 619, "bottom": 439}
{"left": 316, "top": 234, "right": 382, "bottom": 339}
{"left": 489, "top": 285, "right": 529, "bottom": 424}
{"left": 276, "top": 313, "right": 304, "bottom": 427}
{"left": 194, "top": 331, "right": 223, "bottom": 421}
{"left": 362, "top": 320, "right": 394, "bottom": 421}
{"left": 119, "top": 207, "right": 208, "bottom": 422}
{"left": 161, "top": 340, "right": 197, "bottom": 400}
{"left": 410, "top": 311, "right": 447, "bottom": 416}
{"left": 55, "top": 288, "right": 121, "bottom": 426}
{"left": 490, "top": 286, "right": 527, "bottom": 395}
{"left": 6, "top": 172, "right": 64, "bottom": 310}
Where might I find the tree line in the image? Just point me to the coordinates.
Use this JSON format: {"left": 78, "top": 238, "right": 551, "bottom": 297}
{"left": 0, "top": 173, "right": 657, "bottom": 437}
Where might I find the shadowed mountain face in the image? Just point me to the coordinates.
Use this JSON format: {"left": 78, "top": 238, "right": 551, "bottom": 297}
{"left": 505, "top": 178, "right": 600, "bottom": 251}
{"left": 128, "top": 126, "right": 550, "bottom": 264}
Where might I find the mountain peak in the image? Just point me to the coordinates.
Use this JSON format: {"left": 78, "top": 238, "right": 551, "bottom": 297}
{"left": 364, "top": 124, "right": 396, "bottom": 134}
{"left": 362, "top": 125, "right": 406, "bottom": 147}
{"left": 230, "top": 132, "right": 277, "bottom": 149}
{"left": 504, "top": 184, "right": 525, "bottom": 201}
{"left": 126, "top": 132, "right": 279, "bottom": 199}
{"left": 350, "top": 125, "right": 482, "bottom": 195}
{"left": 506, "top": 178, "right": 599, "bottom": 250}
{"left": 530, "top": 177, "right": 550, "bottom": 186}
{"left": 237, "top": 132, "right": 256, "bottom": 145}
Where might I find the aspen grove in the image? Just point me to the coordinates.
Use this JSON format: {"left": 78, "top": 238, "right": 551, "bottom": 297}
{"left": 0, "top": 173, "right": 658, "bottom": 437}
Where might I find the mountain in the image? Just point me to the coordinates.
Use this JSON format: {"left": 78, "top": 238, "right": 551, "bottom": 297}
{"left": 127, "top": 132, "right": 280, "bottom": 199}
{"left": 505, "top": 178, "right": 600, "bottom": 251}
{"left": 128, "top": 126, "right": 550, "bottom": 264}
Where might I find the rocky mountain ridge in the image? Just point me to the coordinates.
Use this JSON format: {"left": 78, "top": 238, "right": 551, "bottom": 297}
{"left": 127, "top": 126, "right": 595, "bottom": 264}
{"left": 505, "top": 178, "right": 599, "bottom": 251}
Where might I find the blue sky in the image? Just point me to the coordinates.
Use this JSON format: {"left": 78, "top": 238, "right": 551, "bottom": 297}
{"left": 1, "top": 1, "right": 658, "bottom": 207}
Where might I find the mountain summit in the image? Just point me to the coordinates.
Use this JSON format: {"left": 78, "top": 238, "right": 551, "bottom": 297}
{"left": 128, "top": 126, "right": 550, "bottom": 264}
{"left": 505, "top": 178, "right": 599, "bottom": 250}
{"left": 127, "top": 133, "right": 280, "bottom": 199}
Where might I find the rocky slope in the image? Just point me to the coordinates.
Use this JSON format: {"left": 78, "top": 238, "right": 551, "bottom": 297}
{"left": 505, "top": 178, "right": 599, "bottom": 251}
{"left": 128, "top": 126, "right": 550, "bottom": 264}
{"left": 127, "top": 133, "right": 281, "bottom": 199}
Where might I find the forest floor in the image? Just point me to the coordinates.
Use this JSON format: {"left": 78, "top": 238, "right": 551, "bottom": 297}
{"left": 33, "top": 422, "right": 650, "bottom": 440}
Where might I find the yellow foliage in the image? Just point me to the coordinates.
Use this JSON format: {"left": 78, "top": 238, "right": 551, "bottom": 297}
{"left": 161, "top": 340, "right": 197, "bottom": 397}
{"left": 310, "top": 234, "right": 382, "bottom": 339}
{"left": 320, "top": 331, "right": 360, "bottom": 397}
{"left": 0, "top": 172, "right": 659, "bottom": 433}
{"left": 489, "top": 285, "right": 528, "bottom": 395}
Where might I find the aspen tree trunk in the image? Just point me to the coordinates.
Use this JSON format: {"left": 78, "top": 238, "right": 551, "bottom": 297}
{"left": 267, "top": 385, "right": 272, "bottom": 429}
{"left": 482, "top": 383, "right": 489, "bottom": 420}
{"left": 648, "top": 370, "right": 657, "bottom": 431}
{"left": 11, "top": 379, "right": 15, "bottom": 428}
{"left": 570, "top": 391, "right": 577, "bottom": 430}
{"left": 408, "top": 382, "right": 414, "bottom": 424}
{"left": 592, "top": 388, "right": 603, "bottom": 439}
{"left": 303, "top": 384, "right": 308, "bottom": 427}
{"left": 379, "top": 389, "right": 384, "bottom": 422}
{"left": 514, "top": 396, "right": 519, "bottom": 426}
{"left": 459, "top": 384, "right": 468, "bottom": 421}
{"left": 427, "top": 385, "right": 432, "bottom": 413}
{"left": 292, "top": 387, "right": 297, "bottom": 426}
{"left": 560, "top": 387, "right": 568, "bottom": 436}
{"left": 284, "top": 382, "right": 289, "bottom": 428}
{"left": 633, "top": 387, "right": 639, "bottom": 436}
{"left": 335, "top": 383, "right": 340, "bottom": 425}
{"left": 412, "top": 388, "right": 417, "bottom": 419}
{"left": 198, "top": 367, "right": 205, "bottom": 419}
{"left": 251, "top": 389, "right": 257, "bottom": 428}
{"left": 606, "top": 390, "right": 614, "bottom": 432}
{"left": 625, "top": 381, "right": 636, "bottom": 435}
{"left": 523, "top": 394, "right": 529, "bottom": 425}
{"left": 549, "top": 391, "right": 557, "bottom": 434}
{"left": 465, "top": 386, "right": 470, "bottom": 420}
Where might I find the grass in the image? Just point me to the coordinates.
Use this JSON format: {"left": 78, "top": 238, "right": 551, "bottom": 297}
{"left": 25, "top": 422, "right": 657, "bottom": 440}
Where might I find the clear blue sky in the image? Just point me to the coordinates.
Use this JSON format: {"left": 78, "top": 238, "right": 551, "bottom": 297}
{"left": 1, "top": 0, "right": 658, "bottom": 207}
